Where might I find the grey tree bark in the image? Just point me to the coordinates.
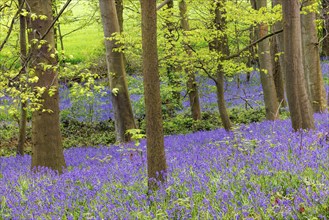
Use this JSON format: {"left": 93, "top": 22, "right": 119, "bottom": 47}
{"left": 254, "top": 0, "right": 279, "bottom": 120}
{"left": 99, "top": 0, "right": 136, "bottom": 142}
{"left": 301, "top": 0, "right": 327, "bottom": 112}
{"left": 282, "top": 0, "right": 315, "bottom": 130}
{"left": 271, "top": 0, "right": 286, "bottom": 107}
{"left": 115, "top": 0, "right": 123, "bottom": 32}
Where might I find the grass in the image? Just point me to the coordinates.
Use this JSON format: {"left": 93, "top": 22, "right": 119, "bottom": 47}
{"left": 57, "top": 1, "right": 104, "bottom": 64}
{"left": 0, "top": 1, "right": 104, "bottom": 65}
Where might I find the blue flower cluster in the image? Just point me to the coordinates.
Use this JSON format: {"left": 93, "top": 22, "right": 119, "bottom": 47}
{"left": 0, "top": 113, "right": 328, "bottom": 219}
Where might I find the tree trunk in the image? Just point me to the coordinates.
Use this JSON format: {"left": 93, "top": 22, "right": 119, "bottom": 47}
{"left": 247, "top": 0, "right": 259, "bottom": 82}
{"left": 141, "top": 0, "right": 167, "bottom": 190}
{"left": 27, "top": 0, "right": 66, "bottom": 173}
{"left": 272, "top": 0, "right": 286, "bottom": 107}
{"left": 301, "top": 0, "right": 327, "bottom": 112}
{"left": 115, "top": 0, "right": 123, "bottom": 32}
{"left": 213, "top": 0, "right": 232, "bottom": 131}
{"left": 271, "top": 37, "right": 285, "bottom": 107}
{"left": 17, "top": 0, "right": 27, "bottom": 155}
{"left": 99, "top": 0, "right": 136, "bottom": 142}
{"left": 254, "top": 0, "right": 279, "bottom": 120}
{"left": 215, "top": 68, "right": 232, "bottom": 131}
{"left": 282, "top": 0, "right": 315, "bottom": 130}
{"left": 179, "top": 0, "right": 201, "bottom": 121}
{"left": 246, "top": 27, "right": 257, "bottom": 82}
{"left": 164, "top": 0, "right": 181, "bottom": 114}
{"left": 322, "top": 0, "right": 329, "bottom": 56}
{"left": 114, "top": 0, "right": 128, "bottom": 71}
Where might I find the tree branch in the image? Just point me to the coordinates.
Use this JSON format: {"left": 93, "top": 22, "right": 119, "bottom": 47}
{"left": 225, "top": 28, "right": 283, "bottom": 60}
{"left": 41, "top": 0, "right": 72, "bottom": 40}
{"left": 0, "top": 0, "right": 26, "bottom": 52}
{"left": 156, "top": 0, "right": 171, "bottom": 11}
{"left": 195, "top": 63, "right": 217, "bottom": 84}
{"left": 10, "top": 0, "right": 72, "bottom": 82}
{"left": 61, "top": 8, "right": 97, "bottom": 38}
{"left": 185, "top": 43, "right": 218, "bottom": 83}
{"left": 0, "top": 0, "right": 13, "bottom": 12}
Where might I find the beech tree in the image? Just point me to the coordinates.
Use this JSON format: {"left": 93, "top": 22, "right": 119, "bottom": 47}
{"left": 271, "top": 0, "right": 286, "bottom": 107}
{"left": 115, "top": 0, "right": 123, "bottom": 32}
{"left": 301, "top": 0, "right": 327, "bottom": 112}
{"left": 17, "top": 0, "right": 27, "bottom": 155}
{"left": 282, "top": 0, "right": 314, "bottom": 130}
{"left": 27, "top": 0, "right": 66, "bottom": 172}
{"left": 141, "top": 0, "right": 167, "bottom": 189}
{"left": 322, "top": 0, "right": 329, "bottom": 56}
{"left": 99, "top": 0, "right": 136, "bottom": 142}
{"left": 211, "top": 0, "right": 232, "bottom": 131}
{"left": 253, "top": 0, "right": 279, "bottom": 120}
{"left": 161, "top": 0, "right": 182, "bottom": 115}
{"left": 179, "top": 0, "right": 201, "bottom": 121}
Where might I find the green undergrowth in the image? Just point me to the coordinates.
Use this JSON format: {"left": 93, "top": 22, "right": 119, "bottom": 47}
{"left": 0, "top": 106, "right": 290, "bottom": 157}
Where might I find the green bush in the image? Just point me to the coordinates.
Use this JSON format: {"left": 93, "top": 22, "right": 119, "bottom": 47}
{"left": 61, "top": 119, "right": 116, "bottom": 148}
{"left": 229, "top": 107, "right": 266, "bottom": 124}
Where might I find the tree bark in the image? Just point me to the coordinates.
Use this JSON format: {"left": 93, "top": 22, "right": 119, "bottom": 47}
{"left": 99, "top": 0, "right": 136, "bottom": 142}
{"left": 27, "top": 0, "right": 66, "bottom": 173}
{"left": 282, "top": 0, "right": 315, "bottom": 130}
{"left": 17, "top": 0, "right": 27, "bottom": 155}
{"left": 301, "top": 0, "right": 327, "bottom": 112}
{"left": 164, "top": 0, "right": 181, "bottom": 114}
{"left": 141, "top": 0, "right": 167, "bottom": 190}
{"left": 115, "top": 0, "right": 123, "bottom": 32}
{"left": 212, "top": 0, "right": 232, "bottom": 131}
{"left": 247, "top": 0, "right": 259, "bottom": 82}
{"left": 179, "top": 0, "right": 201, "bottom": 121}
{"left": 271, "top": 36, "right": 285, "bottom": 107}
{"left": 254, "top": 0, "right": 279, "bottom": 120}
{"left": 322, "top": 0, "right": 329, "bottom": 56}
{"left": 271, "top": 0, "right": 286, "bottom": 107}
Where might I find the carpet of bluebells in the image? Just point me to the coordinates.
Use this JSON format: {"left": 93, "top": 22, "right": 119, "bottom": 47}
{"left": 0, "top": 62, "right": 328, "bottom": 219}
{"left": 58, "top": 72, "right": 266, "bottom": 122}
{"left": 0, "top": 113, "right": 328, "bottom": 219}
{"left": 57, "top": 61, "right": 329, "bottom": 122}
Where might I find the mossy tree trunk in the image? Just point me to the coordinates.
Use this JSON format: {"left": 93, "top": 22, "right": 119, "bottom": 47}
{"left": 17, "top": 0, "right": 27, "bottom": 155}
{"left": 211, "top": 0, "right": 232, "bottom": 131}
{"left": 322, "top": 0, "right": 329, "bottom": 56}
{"left": 164, "top": 0, "right": 181, "bottom": 115}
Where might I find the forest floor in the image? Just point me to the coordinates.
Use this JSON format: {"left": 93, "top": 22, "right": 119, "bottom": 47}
{"left": 0, "top": 113, "right": 328, "bottom": 219}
